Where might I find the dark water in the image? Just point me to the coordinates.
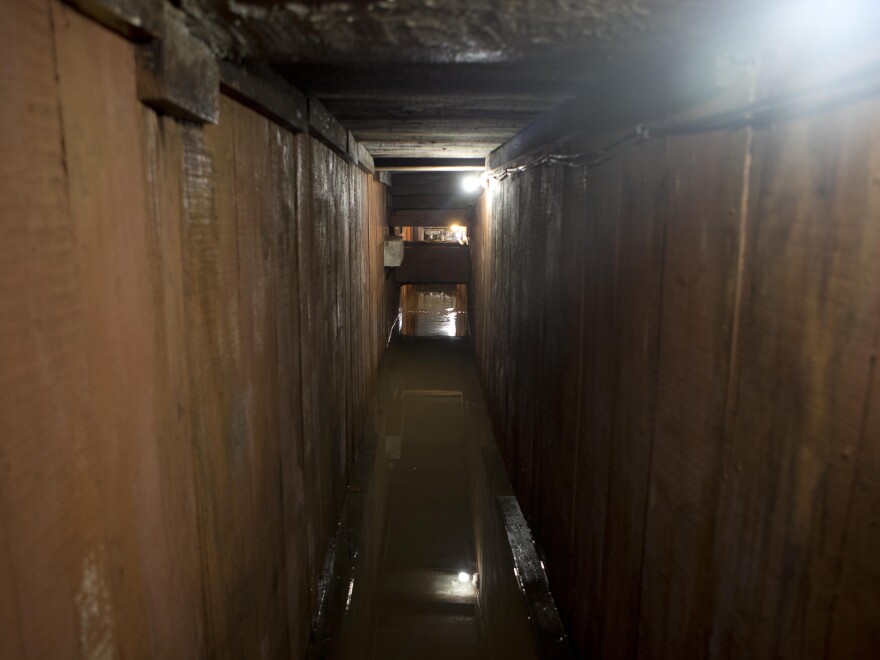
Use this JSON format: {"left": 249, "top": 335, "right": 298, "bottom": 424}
{"left": 398, "top": 284, "right": 469, "bottom": 338}
{"left": 311, "top": 336, "right": 540, "bottom": 660}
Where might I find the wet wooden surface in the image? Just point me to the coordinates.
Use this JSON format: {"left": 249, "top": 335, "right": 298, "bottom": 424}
{"left": 0, "top": 5, "right": 392, "bottom": 656}
{"left": 470, "top": 66, "right": 880, "bottom": 658}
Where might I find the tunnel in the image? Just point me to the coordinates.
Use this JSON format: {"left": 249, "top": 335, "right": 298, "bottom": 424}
{"left": 3, "top": 0, "right": 880, "bottom": 658}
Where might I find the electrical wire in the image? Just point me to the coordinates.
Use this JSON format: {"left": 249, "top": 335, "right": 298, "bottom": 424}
{"left": 488, "top": 65, "right": 880, "bottom": 181}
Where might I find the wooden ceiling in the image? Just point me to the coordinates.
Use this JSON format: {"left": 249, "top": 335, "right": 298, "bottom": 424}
{"left": 180, "top": 0, "right": 729, "bottom": 159}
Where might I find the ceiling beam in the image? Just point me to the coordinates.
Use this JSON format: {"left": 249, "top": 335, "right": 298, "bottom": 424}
{"left": 390, "top": 209, "right": 471, "bottom": 227}
{"left": 375, "top": 157, "right": 485, "bottom": 171}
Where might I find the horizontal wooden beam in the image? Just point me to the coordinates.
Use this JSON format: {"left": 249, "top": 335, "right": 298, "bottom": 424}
{"left": 497, "top": 496, "right": 574, "bottom": 659}
{"left": 356, "top": 140, "right": 375, "bottom": 174}
{"left": 375, "top": 157, "right": 485, "bottom": 171}
{"left": 391, "top": 194, "right": 475, "bottom": 210}
{"left": 63, "top": 0, "right": 161, "bottom": 40}
{"left": 374, "top": 171, "right": 392, "bottom": 186}
{"left": 308, "top": 97, "right": 349, "bottom": 158}
{"left": 489, "top": 56, "right": 718, "bottom": 170}
{"left": 395, "top": 244, "right": 471, "bottom": 284}
{"left": 136, "top": 5, "right": 218, "bottom": 124}
{"left": 390, "top": 172, "right": 474, "bottom": 196}
{"left": 390, "top": 208, "right": 471, "bottom": 227}
{"left": 219, "top": 61, "right": 308, "bottom": 133}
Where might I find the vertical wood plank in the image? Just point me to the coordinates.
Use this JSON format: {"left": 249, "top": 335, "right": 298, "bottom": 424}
{"left": 637, "top": 85, "right": 753, "bottom": 657}
{"left": 231, "top": 100, "right": 292, "bottom": 656}
{"left": 0, "top": 0, "right": 92, "bottom": 653}
{"left": 141, "top": 109, "right": 208, "bottom": 658}
{"left": 709, "top": 98, "right": 880, "bottom": 658}
{"left": 53, "top": 4, "right": 169, "bottom": 654}
{"left": 182, "top": 95, "right": 245, "bottom": 655}
{"left": 598, "top": 132, "right": 670, "bottom": 658}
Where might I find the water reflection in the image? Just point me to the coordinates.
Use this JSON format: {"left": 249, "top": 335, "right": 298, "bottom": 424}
{"left": 315, "top": 338, "right": 539, "bottom": 660}
{"left": 399, "top": 284, "right": 468, "bottom": 337}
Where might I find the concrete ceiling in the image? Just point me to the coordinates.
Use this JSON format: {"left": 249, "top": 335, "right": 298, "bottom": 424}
{"left": 181, "top": 0, "right": 730, "bottom": 158}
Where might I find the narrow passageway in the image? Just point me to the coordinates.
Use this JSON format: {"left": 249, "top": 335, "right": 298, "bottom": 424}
{"left": 5, "top": 0, "right": 880, "bottom": 658}
{"left": 310, "top": 287, "right": 542, "bottom": 659}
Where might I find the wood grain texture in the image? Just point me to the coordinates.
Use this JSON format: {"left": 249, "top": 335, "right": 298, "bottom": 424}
{"left": 709, "top": 95, "right": 880, "bottom": 659}
{"left": 1, "top": 0, "right": 95, "bottom": 655}
{"left": 638, "top": 83, "right": 753, "bottom": 657}
{"left": 471, "top": 63, "right": 880, "bottom": 659}
{"left": 141, "top": 109, "right": 208, "bottom": 658}
{"left": 53, "top": 5, "right": 167, "bottom": 654}
{"left": 2, "top": 4, "right": 389, "bottom": 656}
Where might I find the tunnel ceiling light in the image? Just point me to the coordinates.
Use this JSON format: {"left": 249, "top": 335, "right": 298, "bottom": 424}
{"left": 765, "top": 0, "right": 879, "bottom": 46}
{"left": 458, "top": 571, "right": 470, "bottom": 583}
{"left": 461, "top": 175, "right": 482, "bottom": 193}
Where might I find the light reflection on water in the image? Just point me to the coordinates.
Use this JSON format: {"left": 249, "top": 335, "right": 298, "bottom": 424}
{"left": 326, "top": 339, "right": 540, "bottom": 660}
{"left": 399, "top": 284, "right": 468, "bottom": 337}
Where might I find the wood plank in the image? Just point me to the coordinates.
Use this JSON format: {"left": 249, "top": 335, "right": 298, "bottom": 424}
{"left": 219, "top": 60, "right": 308, "bottom": 133}
{"left": 709, "top": 96, "right": 880, "bottom": 658}
{"left": 181, "top": 95, "right": 245, "bottom": 656}
{"left": 597, "top": 131, "right": 669, "bottom": 659}
{"left": 637, "top": 81, "right": 754, "bottom": 656}
{"left": 231, "top": 100, "right": 292, "bottom": 656}
{"left": 136, "top": 5, "right": 218, "bottom": 124}
{"left": 375, "top": 157, "right": 484, "bottom": 171}
{"left": 140, "top": 109, "right": 207, "bottom": 658}
{"left": 308, "top": 96, "right": 349, "bottom": 157}
{"left": 391, "top": 194, "right": 476, "bottom": 210}
{"left": 827, "top": 315, "right": 880, "bottom": 656}
{"left": 63, "top": 0, "right": 161, "bottom": 40}
{"left": 270, "top": 124, "right": 311, "bottom": 657}
{"left": 488, "top": 58, "right": 715, "bottom": 170}
{"left": 497, "top": 496, "right": 574, "bottom": 659}
{"left": 53, "top": 3, "right": 165, "bottom": 653}
{"left": 566, "top": 151, "right": 621, "bottom": 656}
{"left": 390, "top": 208, "right": 471, "bottom": 227}
{"left": 357, "top": 139, "right": 375, "bottom": 174}
{"left": 0, "top": 0, "right": 97, "bottom": 655}
{"left": 295, "top": 132, "right": 322, "bottom": 613}
{"left": 390, "top": 172, "right": 467, "bottom": 196}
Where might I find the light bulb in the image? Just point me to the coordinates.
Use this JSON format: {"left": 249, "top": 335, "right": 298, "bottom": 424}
{"left": 461, "top": 175, "right": 481, "bottom": 193}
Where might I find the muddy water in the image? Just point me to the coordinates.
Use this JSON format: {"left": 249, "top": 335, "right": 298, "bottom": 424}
{"left": 318, "top": 331, "right": 540, "bottom": 660}
{"left": 399, "top": 284, "right": 469, "bottom": 338}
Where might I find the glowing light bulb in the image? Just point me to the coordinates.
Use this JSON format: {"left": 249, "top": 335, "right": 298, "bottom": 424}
{"left": 461, "top": 175, "right": 481, "bottom": 193}
{"left": 458, "top": 571, "right": 470, "bottom": 583}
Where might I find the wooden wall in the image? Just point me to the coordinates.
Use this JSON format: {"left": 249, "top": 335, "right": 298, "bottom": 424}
{"left": 471, "top": 65, "right": 880, "bottom": 658}
{"left": 0, "top": 1, "right": 390, "bottom": 657}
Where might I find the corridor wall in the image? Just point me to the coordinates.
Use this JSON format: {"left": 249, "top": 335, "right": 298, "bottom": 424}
{"left": 0, "top": 1, "right": 391, "bottom": 656}
{"left": 471, "top": 62, "right": 880, "bottom": 658}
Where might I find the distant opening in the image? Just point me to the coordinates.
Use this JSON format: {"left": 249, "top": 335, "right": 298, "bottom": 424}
{"left": 399, "top": 284, "right": 468, "bottom": 337}
{"left": 396, "top": 226, "right": 469, "bottom": 244}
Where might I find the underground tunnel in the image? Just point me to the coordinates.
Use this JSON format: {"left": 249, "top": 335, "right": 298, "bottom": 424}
{"left": 3, "top": 0, "right": 880, "bottom": 658}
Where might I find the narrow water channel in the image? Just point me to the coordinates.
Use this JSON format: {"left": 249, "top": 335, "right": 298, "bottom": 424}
{"left": 310, "top": 286, "right": 540, "bottom": 660}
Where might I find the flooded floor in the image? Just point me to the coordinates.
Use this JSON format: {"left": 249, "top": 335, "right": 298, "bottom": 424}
{"left": 399, "top": 284, "right": 469, "bottom": 338}
{"left": 309, "top": 319, "right": 541, "bottom": 659}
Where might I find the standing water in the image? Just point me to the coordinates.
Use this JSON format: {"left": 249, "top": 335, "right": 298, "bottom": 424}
{"left": 308, "top": 285, "right": 547, "bottom": 660}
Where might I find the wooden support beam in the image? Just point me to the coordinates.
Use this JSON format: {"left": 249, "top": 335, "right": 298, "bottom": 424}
{"left": 497, "top": 496, "right": 574, "bottom": 659}
{"left": 375, "top": 157, "right": 485, "bottom": 171}
{"left": 390, "top": 172, "right": 470, "bottom": 196}
{"left": 345, "top": 130, "right": 359, "bottom": 165}
{"left": 218, "top": 61, "right": 307, "bottom": 133}
{"left": 488, "top": 57, "right": 718, "bottom": 170}
{"left": 391, "top": 194, "right": 475, "bottom": 210}
{"left": 374, "top": 171, "right": 392, "bottom": 186}
{"left": 136, "top": 5, "right": 218, "bottom": 124}
{"left": 356, "top": 140, "right": 375, "bottom": 174}
{"left": 390, "top": 208, "right": 471, "bottom": 227}
{"left": 63, "top": 0, "right": 161, "bottom": 40}
{"left": 308, "top": 97, "right": 349, "bottom": 158}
